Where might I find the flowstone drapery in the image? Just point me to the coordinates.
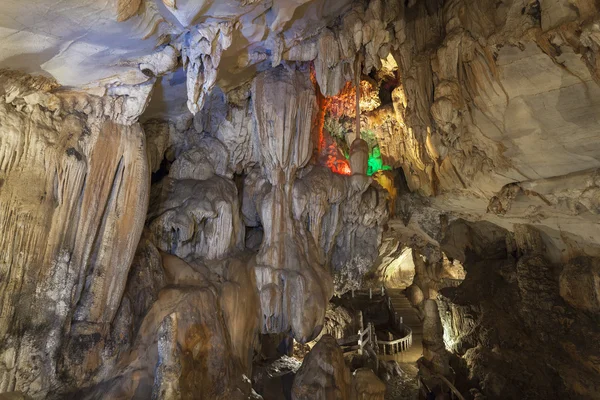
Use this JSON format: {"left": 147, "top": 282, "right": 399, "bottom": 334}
{"left": 251, "top": 66, "right": 333, "bottom": 343}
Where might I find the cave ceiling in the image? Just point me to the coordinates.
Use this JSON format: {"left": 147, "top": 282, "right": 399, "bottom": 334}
{"left": 0, "top": 0, "right": 353, "bottom": 119}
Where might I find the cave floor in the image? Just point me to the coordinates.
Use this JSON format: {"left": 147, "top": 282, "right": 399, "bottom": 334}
{"left": 381, "top": 289, "right": 423, "bottom": 399}
{"left": 385, "top": 363, "right": 420, "bottom": 400}
{"left": 343, "top": 288, "right": 423, "bottom": 399}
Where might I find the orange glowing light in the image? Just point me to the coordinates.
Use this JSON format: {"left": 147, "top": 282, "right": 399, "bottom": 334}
{"left": 325, "top": 80, "right": 380, "bottom": 119}
{"left": 310, "top": 63, "right": 394, "bottom": 178}
{"left": 325, "top": 144, "right": 351, "bottom": 175}
{"left": 310, "top": 64, "right": 358, "bottom": 176}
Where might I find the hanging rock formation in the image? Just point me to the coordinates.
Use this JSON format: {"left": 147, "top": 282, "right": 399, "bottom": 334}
{"left": 250, "top": 66, "right": 332, "bottom": 343}
{"left": 179, "top": 22, "right": 234, "bottom": 115}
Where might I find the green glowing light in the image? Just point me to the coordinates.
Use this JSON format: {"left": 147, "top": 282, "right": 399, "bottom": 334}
{"left": 323, "top": 116, "right": 391, "bottom": 175}
{"left": 367, "top": 146, "right": 392, "bottom": 176}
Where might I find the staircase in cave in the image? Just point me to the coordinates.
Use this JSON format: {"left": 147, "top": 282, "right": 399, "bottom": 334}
{"left": 384, "top": 288, "right": 423, "bottom": 363}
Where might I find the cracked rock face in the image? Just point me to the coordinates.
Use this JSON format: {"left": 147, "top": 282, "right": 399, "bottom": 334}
{"left": 435, "top": 221, "right": 600, "bottom": 398}
{"left": 0, "top": 71, "right": 149, "bottom": 397}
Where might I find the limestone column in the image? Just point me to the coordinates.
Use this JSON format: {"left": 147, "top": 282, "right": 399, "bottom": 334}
{"left": 252, "top": 66, "right": 333, "bottom": 343}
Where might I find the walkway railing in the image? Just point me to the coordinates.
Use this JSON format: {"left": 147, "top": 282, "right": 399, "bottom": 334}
{"left": 419, "top": 365, "right": 466, "bottom": 400}
{"left": 377, "top": 325, "right": 412, "bottom": 355}
{"left": 337, "top": 321, "right": 374, "bottom": 355}
{"left": 338, "top": 286, "right": 413, "bottom": 356}
{"left": 350, "top": 287, "right": 386, "bottom": 299}
{"left": 382, "top": 287, "right": 413, "bottom": 355}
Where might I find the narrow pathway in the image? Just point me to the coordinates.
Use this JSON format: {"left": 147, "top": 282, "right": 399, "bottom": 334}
{"left": 336, "top": 288, "right": 424, "bottom": 399}
{"left": 382, "top": 288, "right": 423, "bottom": 363}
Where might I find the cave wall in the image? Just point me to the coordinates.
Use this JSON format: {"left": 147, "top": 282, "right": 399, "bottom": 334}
{"left": 385, "top": 0, "right": 600, "bottom": 258}
{"left": 438, "top": 220, "right": 600, "bottom": 399}
{"left": 394, "top": 217, "right": 600, "bottom": 399}
{"left": 358, "top": 3, "right": 600, "bottom": 393}
{"left": 0, "top": 71, "right": 150, "bottom": 397}
{"left": 0, "top": 62, "right": 391, "bottom": 398}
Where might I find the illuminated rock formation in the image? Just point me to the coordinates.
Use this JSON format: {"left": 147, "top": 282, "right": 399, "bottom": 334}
{"left": 0, "top": 0, "right": 599, "bottom": 398}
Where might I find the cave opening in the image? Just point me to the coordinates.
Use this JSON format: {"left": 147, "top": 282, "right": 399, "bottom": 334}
{"left": 151, "top": 156, "right": 171, "bottom": 184}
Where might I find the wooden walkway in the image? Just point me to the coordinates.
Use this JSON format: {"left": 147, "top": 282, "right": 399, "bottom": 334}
{"left": 336, "top": 288, "right": 421, "bottom": 361}
{"left": 381, "top": 288, "right": 423, "bottom": 363}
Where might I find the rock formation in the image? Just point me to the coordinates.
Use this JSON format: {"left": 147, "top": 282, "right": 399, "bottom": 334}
{"left": 436, "top": 221, "right": 600, "bottom": 398}
{"left": 291, "top": 335, "right": 386, "bottom": 400}
{"left": 291, "top": 335, "right": 354, "bottom": 400}
{"left": 0, "top": 0, "right": 599, "bottom": 399}
{"left": 0, "top": 71, "right": 150, "bottom": 397}
{"left": 352, "top": 368, "right": 386, "bottom": 400}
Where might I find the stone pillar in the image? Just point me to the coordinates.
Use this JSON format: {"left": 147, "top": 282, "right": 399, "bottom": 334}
{"left": 152, "top": 313, "right": 181, "bottom": 400}
{"left": 350, "top": 138, "right": 369, "bottom": 176}
{"left": 252, "top": 66, "right": 333, "bottom": 343}
{"left": 422, "top": 299, "right": 450, "bottom": 377}
{"left": 349, "top": 138, "right": 371, "bottom": 192}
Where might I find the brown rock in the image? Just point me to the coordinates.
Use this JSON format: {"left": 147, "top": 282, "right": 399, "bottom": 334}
{"left": 291, "top": 335, "right": 353, "bottom": 400}
{"left": 559, "top": 257, "right": 600, "bottom": 313}
{"left": 352, "top": 368, "right": 386, "bottom": 400}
